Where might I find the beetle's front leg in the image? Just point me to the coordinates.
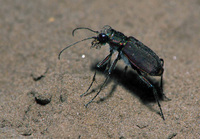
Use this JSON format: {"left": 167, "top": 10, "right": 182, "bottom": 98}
{"left": 97, "top": 51, "right": 113, "bottom": 68}
{"left": 80, "top": 52, "right": 113, "bottom": 97}
{"left": 84, "top": 53, "right": 120, "bottom": 107}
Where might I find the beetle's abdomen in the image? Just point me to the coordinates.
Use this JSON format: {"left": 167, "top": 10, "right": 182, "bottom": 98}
{"left": 122, "top": 37, "right": 163, "bottom": 76}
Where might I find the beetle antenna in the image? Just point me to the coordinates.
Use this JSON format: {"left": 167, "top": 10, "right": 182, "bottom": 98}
{"left": 72, "top": 27, "right": 99, "bottom": 36}
{"left": 58, "top": 37, "right": 96, "bottom": 60}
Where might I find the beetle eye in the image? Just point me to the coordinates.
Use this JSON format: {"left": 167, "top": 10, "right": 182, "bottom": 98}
{"left": 98, "top": 33, "right": 109, "bottom": 44}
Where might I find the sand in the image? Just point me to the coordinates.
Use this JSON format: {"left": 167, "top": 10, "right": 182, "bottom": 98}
{"left": 0, "top": 0, "right": 199, "bottom": 138}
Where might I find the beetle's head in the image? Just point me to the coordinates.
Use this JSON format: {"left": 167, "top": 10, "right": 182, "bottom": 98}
{"left": 90, "top": 25, "right": 112, "bottom": 49}
{"left": 58, "top": 26, "right": 113, "bottom": 59}
{"left": 101, "top": 25, "right": 113, "bottom": 36}
{"left": 91, "top": 33, "right": 109, "bottom": 49}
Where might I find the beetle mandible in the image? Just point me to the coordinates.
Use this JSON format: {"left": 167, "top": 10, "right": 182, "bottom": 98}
{"left": 58, "top": 25, "right": 166, "bottom": 120}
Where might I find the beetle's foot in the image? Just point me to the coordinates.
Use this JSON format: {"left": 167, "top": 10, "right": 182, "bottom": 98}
{"left": 163, "top": 94, "right": 171, "bottom": 101}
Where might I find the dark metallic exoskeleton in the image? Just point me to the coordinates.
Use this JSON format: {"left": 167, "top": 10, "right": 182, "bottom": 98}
{"left": 58, "top": 25, "right": 166, "bottom": 120}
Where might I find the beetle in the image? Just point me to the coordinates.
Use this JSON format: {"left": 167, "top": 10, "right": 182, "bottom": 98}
{"left": 58, "top": 25, "right": 166, "bottom": 120}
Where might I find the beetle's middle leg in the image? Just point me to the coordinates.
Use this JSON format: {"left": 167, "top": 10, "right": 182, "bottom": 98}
{"left": 123, "top": 66, "right": 128, "bottom": 77}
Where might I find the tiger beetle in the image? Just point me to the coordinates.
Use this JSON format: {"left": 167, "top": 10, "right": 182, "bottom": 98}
{"left": 58, "top": 25, "right": 166, "bottom": 120}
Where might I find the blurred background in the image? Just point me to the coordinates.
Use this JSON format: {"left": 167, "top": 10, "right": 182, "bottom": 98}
{"left": 0, "top": 0, "right": 199, "bottom": 138}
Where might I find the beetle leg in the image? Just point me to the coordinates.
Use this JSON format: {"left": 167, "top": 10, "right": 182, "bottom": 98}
{"left": 137, "top": 70, "right": 165, "bottom": 120}
{"left": 80, "top": 53, "right": 113, "bottom": 97}
{"left": 160, "top": 58, "right": 171, "bottom": 101}
{"left": 123, "top": 66, "right": 128, "bottom": 77}
{"left": 84, "top": 53, "right": 120, "bottom": 107}
{"left": 97, "top": 51, "right": 113, "bottom": 68}
{"left": 160, "top": 58, "right": 164, "bottom": 92}
{"left": 80, "top": 70, "right": 97, "bottom": 97}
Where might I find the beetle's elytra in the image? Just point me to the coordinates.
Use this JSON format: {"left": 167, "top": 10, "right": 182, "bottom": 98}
{"left": 59, "top": 25, "right": 166, "bottom": 120}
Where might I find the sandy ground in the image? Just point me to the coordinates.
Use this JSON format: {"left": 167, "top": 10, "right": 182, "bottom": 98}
{"left": 0, "top": 0, "right": 200, "bottom": 138}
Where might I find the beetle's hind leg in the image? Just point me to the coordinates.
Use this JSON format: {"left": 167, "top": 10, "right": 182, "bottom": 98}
{"left": 160, "top": 58, "right": 164, "bottom": 92}
{"left": 137, "top": 70, "right": 165, "bottom": 120}
{"left": 160, "top": 58, "right": 170, "bottom": 101}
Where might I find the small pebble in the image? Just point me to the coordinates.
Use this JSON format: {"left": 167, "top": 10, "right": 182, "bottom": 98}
{"left": 34, "top": 92, "right": 52, "bottom": 105}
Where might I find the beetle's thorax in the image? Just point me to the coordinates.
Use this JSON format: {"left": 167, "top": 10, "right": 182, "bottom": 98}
{"left": 108, "top": 30, "right": 128, "bottom": 51}
{"left": 101, "top": 25, "right": 128, "bottom": 51}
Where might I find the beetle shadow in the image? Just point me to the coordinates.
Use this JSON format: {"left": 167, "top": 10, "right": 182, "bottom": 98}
{"left": 88, "top": 62, "right": 165, "bottom": 107}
